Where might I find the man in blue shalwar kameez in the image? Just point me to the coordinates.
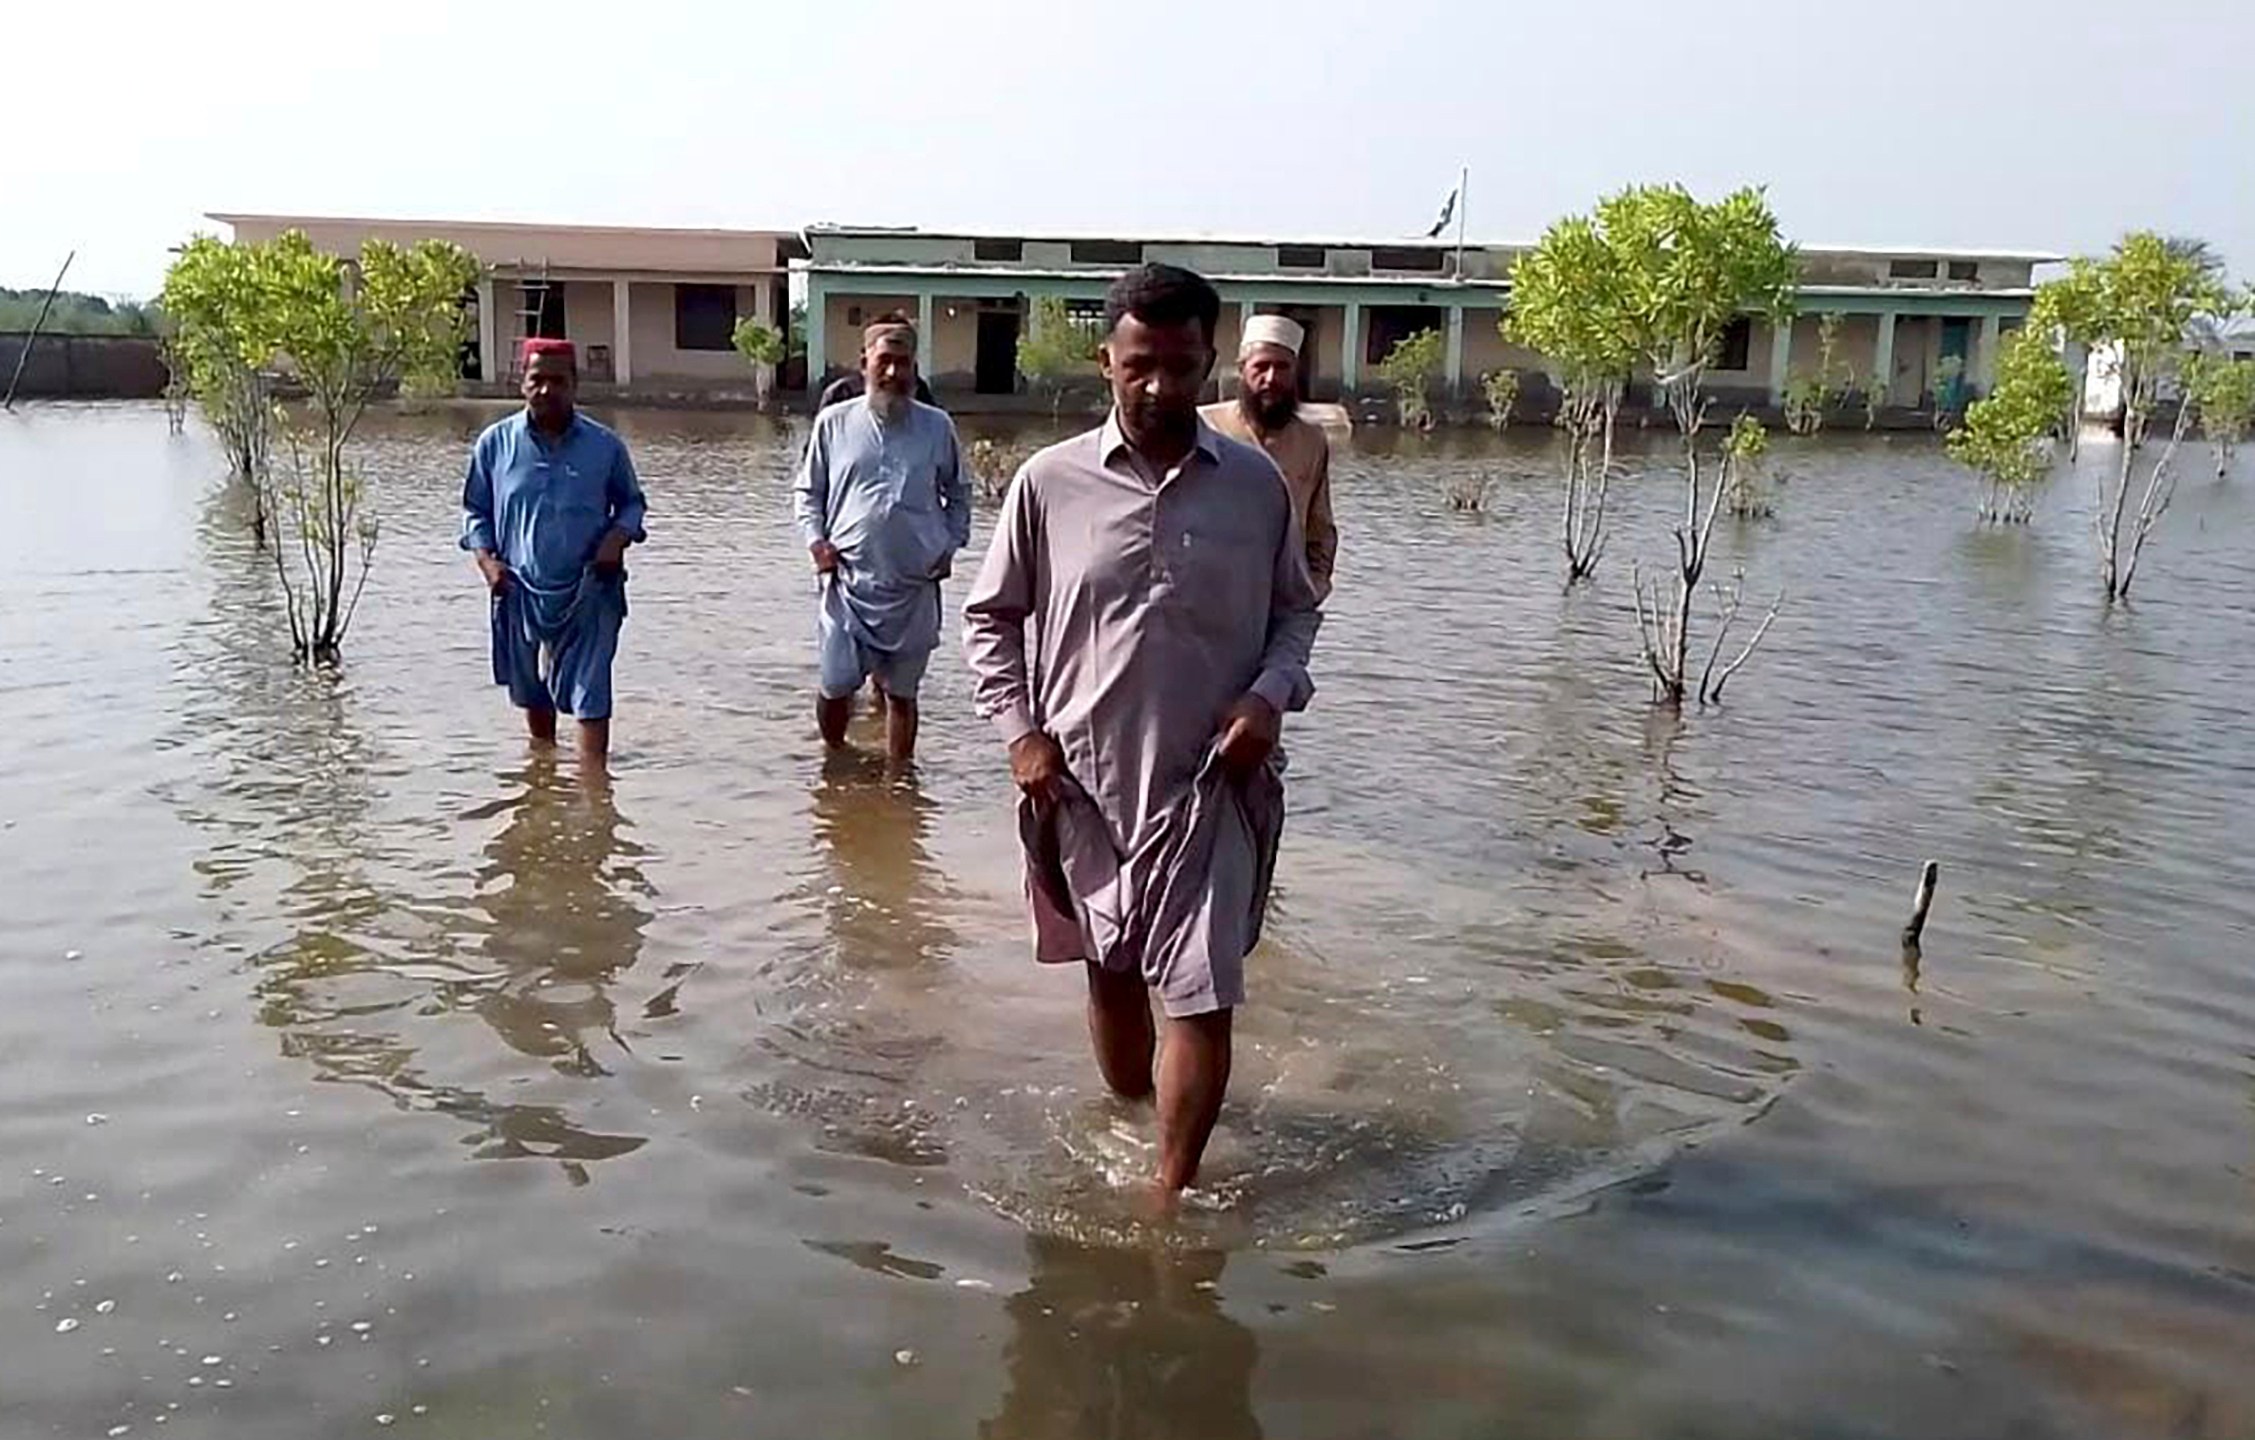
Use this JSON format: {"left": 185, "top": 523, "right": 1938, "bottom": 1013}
{"left": 461, "top": 338, "right": 648, "bottom": 773}
{"left": 795, "top": 318, "right": 970, "bottom": 764}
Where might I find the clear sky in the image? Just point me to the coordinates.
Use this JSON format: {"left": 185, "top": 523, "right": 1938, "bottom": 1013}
{"left": 8, "top": 0, "right": 2250, "bottom": 297}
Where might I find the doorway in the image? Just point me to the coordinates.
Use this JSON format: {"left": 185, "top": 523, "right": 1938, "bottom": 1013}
{"left": 976, "top": 308, "right": 1021, "bottom": 395}
{"left": 1365, "top": 305, "right": 1446, "bottom": 370}
{"left": 1939, "top": 317, "right": 1972, "bottom": 409}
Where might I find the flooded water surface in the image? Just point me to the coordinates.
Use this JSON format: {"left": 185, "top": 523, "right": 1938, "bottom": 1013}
{"left": 3, "top": 402, "right": 2252, "bottom": 1438}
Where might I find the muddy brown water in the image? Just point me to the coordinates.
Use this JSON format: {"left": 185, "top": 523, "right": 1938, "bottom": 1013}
{"left": 3, "top": 401, "right": 2252, "bottom": 1438}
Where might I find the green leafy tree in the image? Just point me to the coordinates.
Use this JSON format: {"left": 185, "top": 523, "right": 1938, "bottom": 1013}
{"left": 1016, "top": 296, "right": 1097, "bottom": 420}
{"left": 1723, "top": 412, "right": 1772, "bottom": 517}
{"left": 1479, "top": 368, "right": 1520, "bottom": 432}
{"left": 1584, "top": 184, "right": 1796, "bottom": 705}
{"left": 1374, "top": 328, "right": 1444, "bottom": 429}
{"left": 162, "top": 234, "right": 278, "bottom": 520}
{"left": 1929, "top": 354, "right": 1966, "bottom": 431}
{"left": 2035, "top": 231, "right": 2238, "bottom": 600}
{"left": 1781, "top": 311, "right": 1849, "bottom": 436}
{"left": 2180, "top": 348, "right": 2255, "bottom": 479}
{"left": 268, "top": 231, "right": 478, "bottom": 661}
{"left": 1864, "top": 369, "right": 1890, "bottom": 430}
{"left": 731, "top": 316, "right": 784, "bottom": 405}
{"left": 167, "top": 229, "right": 478, "bottom": 662}
{"left": 1506, "top": 215, "right": 1639, "bottom": 581}
{"left": 1946, "top": 327, "right": 2074, "bottom": 523}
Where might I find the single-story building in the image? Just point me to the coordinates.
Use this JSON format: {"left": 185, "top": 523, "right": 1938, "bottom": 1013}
{"left": 802, "top": 224, "right": 2060, "bottom": 413}
{"left": 209, "top": 214, "right": 804, "bottom": 396}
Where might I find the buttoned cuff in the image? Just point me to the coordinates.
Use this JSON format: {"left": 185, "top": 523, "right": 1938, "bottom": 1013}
{"left": 990, "top": 701, "right": 1040, "bottom": 749}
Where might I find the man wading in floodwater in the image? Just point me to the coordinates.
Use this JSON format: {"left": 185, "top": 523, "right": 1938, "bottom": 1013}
{"left": 964, "top": 264, "right": 1321, "bottom": 1200}
{"left": 1201, "top": 314, "right": 1339, "bottom": 604}
{"left": 796, "top": 317, "right": 970, "bottom": 765}
{"left": 461, "top": 338, "right": 648, "bottom": 774}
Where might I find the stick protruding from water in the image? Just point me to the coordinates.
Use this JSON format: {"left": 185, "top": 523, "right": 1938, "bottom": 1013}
{"left": 1901, "top": 860, "right": 1939, "bottom": 950}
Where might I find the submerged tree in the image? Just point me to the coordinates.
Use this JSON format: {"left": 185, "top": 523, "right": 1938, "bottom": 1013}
{"left": 1506, "top": 216, "right": 1638, "bottom": 582}
{"left": 2180, "top": 349, "right": 2255, "bottom": 479}
{"left": 1723, "top": 413, "right": 1773, "bottom": 518}
{"left": 167, "top": 229, "right": 478, "bottom": 662}
{"left": 1947, "top": 326, "right": 2075, "bottom": 524}
{"left": 1780, "top": 311, "right": 1848, "bottom": 436}
{"left": 1480, "top": 368, "right": 1521, "bottom": 431}
{"left": 2037, "top": 232, "right": 2238, "bottom": 600}
{"left": 1375, "top": 328, "right": 1444, "bottom": 429}
{"left": 265, "top": 232, "right": 478, "bottom": 660}
{"left": 1588, "top": 184, "right": 1796, "bottom": 706}
{"left": 1016, "top": 296, "right": 1098, "bottom": 421}
{"left": 730, "top": 315, "right": 784, "bottom": 406}
{"left": 162, "top": 235, "right": 278, "bottom": 534}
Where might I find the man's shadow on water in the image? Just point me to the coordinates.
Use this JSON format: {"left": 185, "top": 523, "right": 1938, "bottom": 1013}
{"left": 980, "top": 1236, "right": 1262, "bottom": 1440}
{"left": 466, "top": 757, "right": 655, "bottom": 1078}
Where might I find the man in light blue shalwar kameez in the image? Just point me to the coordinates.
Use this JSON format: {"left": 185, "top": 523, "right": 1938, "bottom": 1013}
{"left": 461, "top": 338, "right": 648, "bottom": 773}
{"left": 795, "top": 318, "right": 970, "bottom": 763}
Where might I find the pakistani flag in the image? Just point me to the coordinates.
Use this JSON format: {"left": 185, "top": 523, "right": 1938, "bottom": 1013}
{"left": 1425, "top": 186, "right": 1458, "bottom": 239}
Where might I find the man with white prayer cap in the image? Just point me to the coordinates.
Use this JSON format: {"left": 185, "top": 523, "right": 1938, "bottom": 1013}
{"left": 795, "top": 316, "right": 971, "bottom": 764}
{"left": 1200, "top": 313, "right": 1338, "bottom": 602}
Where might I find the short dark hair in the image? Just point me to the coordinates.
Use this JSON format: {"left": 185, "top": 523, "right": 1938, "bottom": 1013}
{"left": 1103, "top": 263, "right": 1221, "bottom": 342}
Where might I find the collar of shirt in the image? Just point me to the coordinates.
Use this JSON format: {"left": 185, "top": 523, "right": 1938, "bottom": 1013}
{"left": 1099, "top": 410, "right": 1222, "bottom": 487}
{"left": 517, "top": 409, "right": 585, "bottom": 448}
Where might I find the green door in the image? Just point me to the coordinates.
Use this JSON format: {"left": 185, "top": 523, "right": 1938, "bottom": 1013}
{"left": 1939, "top": 318, "right": 1972, "bottom": 409}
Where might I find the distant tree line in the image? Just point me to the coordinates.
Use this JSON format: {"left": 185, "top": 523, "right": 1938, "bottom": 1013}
{"left": 0, "top": 287, "right": 163, "bottom": 336}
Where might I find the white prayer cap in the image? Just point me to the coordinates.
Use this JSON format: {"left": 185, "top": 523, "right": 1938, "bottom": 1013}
{"left": 1240, "top": 314, "right": 1305, "bottom": 358}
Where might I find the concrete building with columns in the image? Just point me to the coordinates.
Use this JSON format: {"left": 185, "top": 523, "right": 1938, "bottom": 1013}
{"left": 209, "top": 214, "right": 802, "bottom": 396}
{"left": 802, "top": 224, "right": 2059, "bottom": 416}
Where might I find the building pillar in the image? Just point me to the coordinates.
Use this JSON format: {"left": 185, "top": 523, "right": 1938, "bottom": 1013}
{"left": 1340, "top": 302, "right": 1362, "bottom": 393}
{"left": 1872, "top": 312, "right": 1897, "bottom": 406}
{"left": 476, "top": 277, "right": 497, "bottom": 386}
{"left": 804, "top": 277, "right": 828, "bottom": 395}
{"left": 612, "top": 280, "right": 633, "bottom": 388}
{"left": 1766, "top": 317, "right": 1794, "bottom": 405}
{"left": 1974, "top": 313, "right": 2002, "bottom": 394}
{"left": 1444, "top": 305, "right": 1465, "bottom": 394}
{"left": 917, "top": 290, "right": 935, "bottom": 381}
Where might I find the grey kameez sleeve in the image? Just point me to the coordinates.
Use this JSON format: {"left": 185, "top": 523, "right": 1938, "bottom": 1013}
{"left": 962, "top": 465, "right": 1043, "bottom": 748}
{"left": 940, "top": 417, "right": 973, "bottom": 554}
{"left": 1248, "top": 506, "right": 1321, "bottom": 717}
{"left": 793, "top": 413, "right": 832, "bottom": 549}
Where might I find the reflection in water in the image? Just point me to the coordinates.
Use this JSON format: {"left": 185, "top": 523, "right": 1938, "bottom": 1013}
{"left": 981, "top": 1236, "right": 1261, "bottom": 1440}
{"left": 467, "top": 759, "right": 654, "bottom": 1078}
{"left": 809, "top": 751, "right": 958, "bottom": 968}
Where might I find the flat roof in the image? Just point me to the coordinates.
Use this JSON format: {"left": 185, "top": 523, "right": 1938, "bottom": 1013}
{"left": 210, "top": 212, "right": 798, "bottom": 241}
{"left": 804, "top": 261, "right": 1510, "bottom": 289}
{"left": 805, "top": 223, "right": 2062, "bottom": 264}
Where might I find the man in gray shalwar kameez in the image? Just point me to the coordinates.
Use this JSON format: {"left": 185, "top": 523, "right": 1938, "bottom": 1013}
{"left": 796, "top": 319, "right": 970, "bottom": 763}
{"left": 964, "top": 264, "right": 1321, "bottom": 1199}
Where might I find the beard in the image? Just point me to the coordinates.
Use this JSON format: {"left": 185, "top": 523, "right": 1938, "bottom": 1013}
{"left": 867, "top": 384, "right": 910, "bottom": 419}
{"left": 1249, "top": 388, "right": 1298, "bottom": 429}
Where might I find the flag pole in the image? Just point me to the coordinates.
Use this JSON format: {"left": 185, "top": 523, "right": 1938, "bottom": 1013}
{"left": 1452, "top": 165, "right": 1469, "bottom": 282}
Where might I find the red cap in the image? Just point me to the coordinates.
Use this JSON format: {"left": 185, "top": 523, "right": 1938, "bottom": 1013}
{"left": 519, "top": 337, "right": 577, "bottom": 366}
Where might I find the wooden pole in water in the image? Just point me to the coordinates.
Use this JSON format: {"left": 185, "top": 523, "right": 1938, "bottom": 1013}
{"left": 3, "top": 250, "right": 77, "bottom": 411}
{"left": 1901, "top": 860, "right": 1939, "bottom": 949}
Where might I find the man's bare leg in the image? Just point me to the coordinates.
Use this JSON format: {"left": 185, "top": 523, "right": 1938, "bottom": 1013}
{"left": 1084, "top": 962, "right": 1155, "bottom": 1101}
{"left": 1156, "top": 1010, "right": 1232, "bottom": 1195}
{"left": 576, "top": 718, "right": 610, "bottom": 775}
{"left": 525, "top": 707, "right": 559, "bottom": 746}
{"left": 816, "top": 695, "right": 852, "bottom": 749}
{"left": 884, "top": 694, "right": 918, "bottom": 765}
